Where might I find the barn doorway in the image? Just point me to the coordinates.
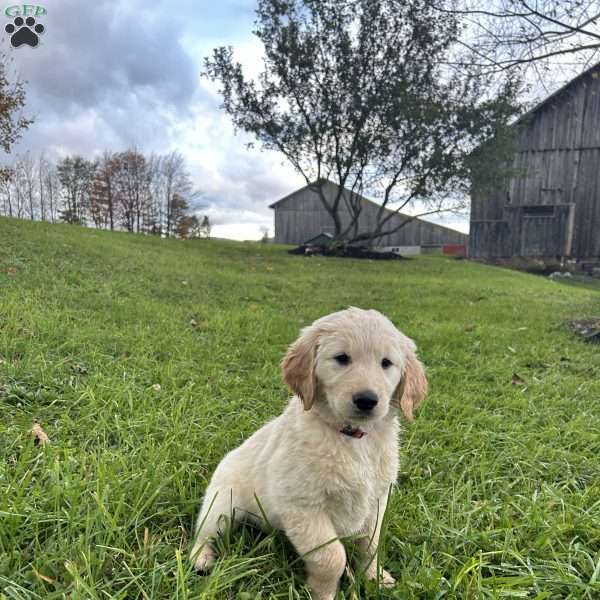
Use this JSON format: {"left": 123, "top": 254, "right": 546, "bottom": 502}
{"left": 511, "top": 204, "right": 576, "bottom": 257}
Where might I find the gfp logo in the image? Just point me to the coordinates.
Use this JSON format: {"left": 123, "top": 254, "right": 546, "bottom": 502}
{"left": 4, "top": 4, "right": 46, "bottom": 47}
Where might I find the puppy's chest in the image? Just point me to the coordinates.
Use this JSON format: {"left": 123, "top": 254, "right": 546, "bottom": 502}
{"left": 318, "top": 441, "right": 397, "bottom": 534}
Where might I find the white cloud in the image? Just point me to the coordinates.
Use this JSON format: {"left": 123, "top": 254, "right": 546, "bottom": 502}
{"left": 212, "top": 222, "right": 271, "bottom": 241}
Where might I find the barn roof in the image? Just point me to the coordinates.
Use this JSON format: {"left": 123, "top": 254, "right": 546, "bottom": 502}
{"left": 517, "top": 60, "right": 600, "bottom": 124}
{"left": 268, "top": 181, "right": 315, "bottom": 209}
{"left": 269, "top": 179, "right": 468, "bottom": 237}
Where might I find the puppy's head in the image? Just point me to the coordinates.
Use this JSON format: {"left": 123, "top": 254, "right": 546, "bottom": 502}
{"left": 282, "top": 307, "right": 427, "bottom": 424}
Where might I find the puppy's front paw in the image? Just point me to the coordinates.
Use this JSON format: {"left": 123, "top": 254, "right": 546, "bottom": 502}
{"left": 379, "top": 568, "right": 395, "bottom": 587}
{"left": 365, "top": 564, "right": 395, "bottom": 587}
{"left": 191, "top": 545, "right": 216, "bottom": 573}
{"left": 307, "top": 590, "right": 336, "bottom": 600}
{"left": 306, "top": 575, "right": 339, "bottom": 600}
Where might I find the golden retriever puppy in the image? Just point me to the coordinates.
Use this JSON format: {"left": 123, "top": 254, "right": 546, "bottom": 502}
{"left": 190, "top": 307, "right": 427, "bottom": 600}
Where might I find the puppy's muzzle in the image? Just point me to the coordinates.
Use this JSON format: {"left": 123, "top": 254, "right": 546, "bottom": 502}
{"left": 352, "top": 390, "right": 378, "bottom": 412}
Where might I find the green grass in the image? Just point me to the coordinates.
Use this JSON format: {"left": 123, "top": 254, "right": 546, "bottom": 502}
{"left": 1, "top": 216, "right": 599, "bottom": 600}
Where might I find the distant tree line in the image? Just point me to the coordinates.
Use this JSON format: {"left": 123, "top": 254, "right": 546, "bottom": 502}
{"left": 0, "top": 149, "right": 210, "bottom": 239}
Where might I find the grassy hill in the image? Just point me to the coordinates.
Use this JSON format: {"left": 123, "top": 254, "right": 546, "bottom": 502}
{"left": 1, "top": 216, "right": 599, "bottom": 599}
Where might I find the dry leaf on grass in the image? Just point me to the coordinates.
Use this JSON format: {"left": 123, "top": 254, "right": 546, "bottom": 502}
{"left": 511, "top": 373, "right": 525, "bottom": 386}
{"left": 71, "top": 363, "right": 88, "bottom": 375}
{"left": 32, "top": 567, "right": 55, "bottom": 584}
{"left": 30, "top": 423, "right": 50, "bottom": 446}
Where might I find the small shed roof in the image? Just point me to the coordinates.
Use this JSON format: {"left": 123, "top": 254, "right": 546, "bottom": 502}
{"left": 304, "top": 232, "right": 334, "bottom": 245}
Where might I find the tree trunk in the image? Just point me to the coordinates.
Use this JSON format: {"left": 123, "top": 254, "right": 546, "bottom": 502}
{"left": 107, "top": 180, "right": 114, "bottom": 230}
{"left": 38, "top": 163, "right": 45, "bottom": 221}
{"left": 48, "top": 180, "right": 54, "bottom": 222}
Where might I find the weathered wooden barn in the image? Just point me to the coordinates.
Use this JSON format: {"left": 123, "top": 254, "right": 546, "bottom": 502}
{"left": 470, "top": 62, "right": 600, "bottom": 266}
{"left": 270, "top": 180, "right": 468, "bottom": 252}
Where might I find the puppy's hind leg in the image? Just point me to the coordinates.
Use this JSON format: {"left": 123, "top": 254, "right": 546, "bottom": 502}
{"left": 190, "top": 488, "right": 239, "bottom": 573}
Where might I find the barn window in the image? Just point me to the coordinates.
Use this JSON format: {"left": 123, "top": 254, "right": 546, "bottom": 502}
{"left": 522, "top": 205, "right": 555, "bottom": 217}
{"left": 540, "top": 188, "right": 562, "bottom": 204}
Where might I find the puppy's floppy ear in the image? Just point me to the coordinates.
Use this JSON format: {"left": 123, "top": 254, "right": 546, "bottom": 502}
{"left": 396, "top": 351, "right": 428, "bottom": 421}
{"left": 281, "top": 327, "right": 318, "bottom": 411}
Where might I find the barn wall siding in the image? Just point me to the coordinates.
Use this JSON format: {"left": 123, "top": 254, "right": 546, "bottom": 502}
{"left": 273, "top": 181, "right": 468, "bottom": 247}
{"left": 470, "top": 65, "right": 600, "bottom": 260}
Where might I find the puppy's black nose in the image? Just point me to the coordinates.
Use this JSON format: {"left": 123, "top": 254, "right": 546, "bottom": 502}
{"left": 352, "top": 390, "right": 378, "bottom": 412}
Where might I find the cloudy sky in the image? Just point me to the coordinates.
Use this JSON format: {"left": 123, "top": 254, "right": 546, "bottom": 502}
{"left": 2, "top": 0, "right": 526, "bottom": 238}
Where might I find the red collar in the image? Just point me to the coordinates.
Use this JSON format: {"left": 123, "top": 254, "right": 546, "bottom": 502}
{"left": 340, "top": 424, "right": 367, "bottom": 439}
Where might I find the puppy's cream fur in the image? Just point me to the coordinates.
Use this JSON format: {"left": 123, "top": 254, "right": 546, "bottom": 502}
{"left": 191, "top": 307, "right": 427, "bottom": 600}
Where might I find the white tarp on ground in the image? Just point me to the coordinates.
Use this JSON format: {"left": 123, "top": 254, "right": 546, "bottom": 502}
{"left": 378, "top": 246, "right": 421, "bottom": 256}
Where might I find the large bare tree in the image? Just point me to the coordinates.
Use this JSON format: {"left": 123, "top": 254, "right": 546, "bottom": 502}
{"left": 109, "top": 150, "right": 151, "bottom": 233}
{"left": 40, "top": 156, "right": 59, "bottom": 223}
{"left": 429, "top": 0, "right": 600, "bottom": 85}
{"left": 56, "top": 156, "right": 97, "bottom": 225}
{"left": 90, "top": 152, "right": 119, "bottom": 230}
{"left": 158, "top": 151, "right": 198, "bottom": 237}
{"left": 18, "top": 152, "right": 37, "bottom": 220}
{"left": 206, "top": 0, "right": 520, "bottom": 246}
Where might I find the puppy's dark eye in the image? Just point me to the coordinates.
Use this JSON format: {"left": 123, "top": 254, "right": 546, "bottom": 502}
{"left": 381, "top": 358, "right": 392, "bottom": 369}
{"left": 334, "top": 353, "right": 351, "bottom": 366}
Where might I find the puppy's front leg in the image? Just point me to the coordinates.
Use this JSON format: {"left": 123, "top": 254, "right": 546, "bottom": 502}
{"left": 282, "top": 512, "right": 346, "bottom": 600}
{"left": 356, "top": 497, "right": 395, "bottom": 587}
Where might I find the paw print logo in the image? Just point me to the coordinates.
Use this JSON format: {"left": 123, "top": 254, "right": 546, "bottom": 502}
{"left": 5, "top": 16, "right": 45, "bottom": 48}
